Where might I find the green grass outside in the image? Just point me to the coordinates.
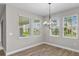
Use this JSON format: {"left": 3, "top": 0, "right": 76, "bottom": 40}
{"left": 33, "top": 29, "right": 40, "bottom": 35}
{"left": 64, "top": 27, "right": 76, "bottom": 37}
{"left": 22, "top": 31, "right": 30, "bottom": 37}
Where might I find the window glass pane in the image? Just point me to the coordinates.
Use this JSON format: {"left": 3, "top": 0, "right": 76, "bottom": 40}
{"left": 19, "top": 16, "right": 29, "bottom": 26}
{"left": 50, "top": 17, "right": 60, "bottom": 36}
{"left": 32, "top": 19, "right": 41, "bottom": 36}
{"left": 64, "top": 16, "right": 77, "bottom": 38}
{"left": 33, "top": 28, "right": 40, "bottom": 35}
{"left": 34, "top": 19, "right": 40, "bottom": 23}
{"left": 19, "top": 16, "right": 30, "bottom": 37}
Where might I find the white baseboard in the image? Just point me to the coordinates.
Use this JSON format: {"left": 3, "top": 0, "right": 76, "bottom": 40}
{"left": 44, "top": 42, "right": 79, "bottom": 53}
{"left": 6, "top": 42, "right": 79, "bottom": 56}
{"left": 6, "top": 42, "right": 44, "bottom": 56}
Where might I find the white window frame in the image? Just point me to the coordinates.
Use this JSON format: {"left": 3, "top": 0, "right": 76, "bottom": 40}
{"left": 50, "top": 17, "right": 60, "bottom": 37}
{"left": 18, "top": 16, "right": 30, "bottom": 38}
{"left": 31, "top": 17, "right": 42, "bottom": 37}
{"left": 63, "top": 14, "right": 78, "bottom": 39}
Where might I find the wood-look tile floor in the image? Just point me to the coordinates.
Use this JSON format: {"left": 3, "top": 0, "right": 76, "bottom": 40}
{"left": 0, "top": 49, "right": 5, "bottom": 56}
{"left": 11, "top": 44, "right": 79, "bottom": 56}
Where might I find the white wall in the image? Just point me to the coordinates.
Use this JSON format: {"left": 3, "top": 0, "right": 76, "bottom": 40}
{"left": 6, "top": 5, "right": 43, "bottom": 54}
{"left": 6, "top": 4, "right": 79, "bottom": 55}
{"left": 44, "top": 7, "right": 79, "bottom": 51}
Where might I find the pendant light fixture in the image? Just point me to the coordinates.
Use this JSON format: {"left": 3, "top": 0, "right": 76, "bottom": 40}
{"left": 43, "top": 3, "right": 52, "bottom": 27}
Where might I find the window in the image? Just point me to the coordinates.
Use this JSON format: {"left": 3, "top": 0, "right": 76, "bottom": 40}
{"left": 63, "top": 15, "right": 78, "bottom": 38}
{"left": 19, "top": 16, "right": 30, "bottom": 37}
{"left": 50, "top": 17, "right": 60, "bottom": 37}
{"left": 32, "top": 18, "right": 41, "bottom": 36}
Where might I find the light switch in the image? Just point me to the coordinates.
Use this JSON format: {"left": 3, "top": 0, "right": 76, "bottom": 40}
{"left": 9, "top": 33, "right": 13, "bottom": 36}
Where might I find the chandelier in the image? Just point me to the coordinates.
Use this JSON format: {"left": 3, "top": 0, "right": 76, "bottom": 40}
{"left": 43, "top": 3, "right": 55, "bottom": 27}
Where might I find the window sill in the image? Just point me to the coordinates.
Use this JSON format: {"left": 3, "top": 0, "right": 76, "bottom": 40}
{"left": 32, "top": 35, "right": 41, "bottom": 37}
{"left": 19, "top": 35, "right": 41, "bottom": 39}
{"left": 63, "top": 36, "right": 78, "bottom": 39}
{"left": 19, "top": 37, "right": 30, "bottom": 39}
{"left": 50, "top": 35, "right": 59, "bottom": 37}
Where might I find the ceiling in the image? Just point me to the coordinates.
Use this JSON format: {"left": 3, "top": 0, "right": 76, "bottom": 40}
{"left": 9, "top": 3, "right": 79, "bottom": 17}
